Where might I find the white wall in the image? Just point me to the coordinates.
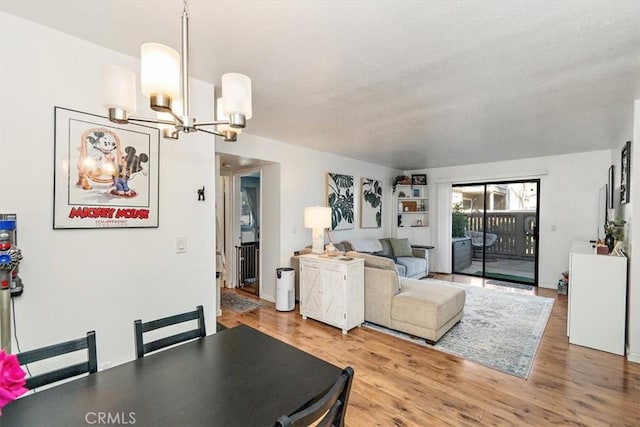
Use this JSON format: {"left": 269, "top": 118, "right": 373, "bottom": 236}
{"left": 627, "top": 100, "right": 640, "bottom": 363}
{"left": 0, "top": 13, "right": 216, "bottom": 368}
{"left": 216, "top": 135, "right": 399, "bottom": 301}
{"left": 420, "top": 150, "right": 612, "bottom": 288}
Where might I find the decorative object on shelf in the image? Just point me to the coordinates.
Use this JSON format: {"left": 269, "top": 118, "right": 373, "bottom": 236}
{"left": 0, "top": 349, "right": 27, "bottom": 414}
{"left": 604, "top": 233, "right": 615, "bottom": 253}
{"left": 620, "top": 141, "right": 631, "bottom": 204}
{"left": 392, "top": 175, "right": 410, "bottom": 193}
{"left": 326, "top": 173, "right": 354, "bottom": 230}
{"left": 197, "top": 186, "right": 205, "bottom": 201}
{"left": 53, "top": 107, "right": 160, "bottom": 229}
{"left": 605, "top": 219, "right": 626, "bottom": 242}
{"left": 412, "top": 188, "right": 420, "bottom": 197}
{"left": 304, "top": 206, "right": 331, "bottom": 254}
{"left": 608, "top": 165, "right": 615, "bottom": 209}
{"left": 398, "top": 191, "right": 406, "bottom": 198}
{"left": 360, "top": 178, "right": 382, "bottom": 228}
{"left": 101, "top": 0, "right": 251, "bottom": 142}
{"left": 411, "top": 174, "right": 427, "bottom": 185}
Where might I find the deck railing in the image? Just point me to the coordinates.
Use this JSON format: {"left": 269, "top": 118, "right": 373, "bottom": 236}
{"left": 466, "top": 211, "right": 536, "bottom": 259}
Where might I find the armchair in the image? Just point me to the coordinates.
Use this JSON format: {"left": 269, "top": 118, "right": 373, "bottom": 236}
{"left": 464, "top": 230, "right": 497, "bottom": 259}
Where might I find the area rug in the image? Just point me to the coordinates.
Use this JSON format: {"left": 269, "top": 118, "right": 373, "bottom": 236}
{"left": 364, "top": 281, "right": 554, "bottom": 379}
{"left": 220, "top": 289, "right": 265, "bottom": 313}
{"left": 486, "top": 280, "right": 535, "bottom": 291}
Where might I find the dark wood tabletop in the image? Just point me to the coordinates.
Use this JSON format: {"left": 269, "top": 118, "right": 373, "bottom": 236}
{"left": 3, "top": 324, "right": 342, "bottom": 426}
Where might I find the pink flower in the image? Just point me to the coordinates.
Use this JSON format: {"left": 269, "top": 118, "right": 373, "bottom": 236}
{"left": 0, "top": 350, "right": 27, "bottom": 414}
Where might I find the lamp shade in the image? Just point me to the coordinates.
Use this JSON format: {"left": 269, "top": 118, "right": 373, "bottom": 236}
{"left": 141, "top": 43, "right": 180, "bottom": 98}
{"left": 304, "top": 207, "right": 331, "bottom": 229}
{"left": 216, "top": 97, "right": 241, "bottom": 134}
{"left": 101, "top": 65, "right": 137, "bottom": 113}
{"left": 221, "top": 73, "right": 252, "bottom": 119}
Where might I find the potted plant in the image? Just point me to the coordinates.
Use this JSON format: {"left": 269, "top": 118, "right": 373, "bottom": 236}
{"left": 392, "top": 175, "right": 410, "bottom": 194}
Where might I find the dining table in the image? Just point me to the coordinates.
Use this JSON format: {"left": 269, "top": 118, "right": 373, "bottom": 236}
{"left": 3, "top": 324, "right": 342, "bottom": 426}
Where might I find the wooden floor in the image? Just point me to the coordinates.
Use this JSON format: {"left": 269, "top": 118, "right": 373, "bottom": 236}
{"left": 218, "top": 274, "right": 640, "bottom": 426}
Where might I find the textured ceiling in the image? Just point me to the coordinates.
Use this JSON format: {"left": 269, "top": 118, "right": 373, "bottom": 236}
{"left": 2, "top": 0, "right": 639, "bottom": 169}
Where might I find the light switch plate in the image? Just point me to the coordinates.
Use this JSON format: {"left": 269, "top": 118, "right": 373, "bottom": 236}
{"left": 176, "top": 237, "right": 187, "bottom": 254}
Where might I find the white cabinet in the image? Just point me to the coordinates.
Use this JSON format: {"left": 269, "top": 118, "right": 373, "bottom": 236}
{"left": 299, "top": 254, "right": 364, "bottom": 334}
{"left": 395, "top": 184, "right": 430, "bottom": 245}
{"left": 568, "top": 241, "right": 627, "bottom": 355}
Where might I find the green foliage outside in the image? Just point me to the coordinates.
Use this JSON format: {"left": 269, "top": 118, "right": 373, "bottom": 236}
{"left": 452, "top": 203, "right": 468, "bottom": 238}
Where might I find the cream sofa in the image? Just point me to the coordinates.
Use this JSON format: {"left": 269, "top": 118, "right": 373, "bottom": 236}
{"left": 346, "top": 251, "right": 465, "bottom": 344}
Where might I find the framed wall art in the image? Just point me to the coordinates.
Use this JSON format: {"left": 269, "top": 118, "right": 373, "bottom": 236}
{"left": 620, "top": 141, "right": 631, "bottom": 205}
{"left": 326, "top": 172, "right": 354, "bottom": 230}
{"left": 360, "top": 178, "right": 382, "bottom": 228}
{"left": 411, "top": 174, "right": 427, "bottom": 185}
{"left": 608, "top": 165, "right": 614, "bottom": 209}
{"left": 53, "top": 107, "right": 160, "bottom": 229}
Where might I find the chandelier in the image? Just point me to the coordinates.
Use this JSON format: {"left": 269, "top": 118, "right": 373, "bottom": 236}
{"left": 101, "top": 0, "right": 251, "bottom": 141}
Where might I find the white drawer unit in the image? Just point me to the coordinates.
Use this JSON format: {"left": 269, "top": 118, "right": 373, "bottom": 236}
{"left": 298, "top": 254, "right": 365, "bottom": 334}
{"left": 568, "top": 241, "right": 627, "bottom": 355}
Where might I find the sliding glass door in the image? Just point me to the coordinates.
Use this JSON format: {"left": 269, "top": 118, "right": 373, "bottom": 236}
{"left": 451, "top": 180, "right": 539, "bottom": 285}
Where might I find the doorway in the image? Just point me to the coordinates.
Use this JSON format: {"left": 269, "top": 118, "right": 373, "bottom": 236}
{"left": 236, "top": 173, "right": 261, "bottom": 296}
{"left": 451, "top": 180, "right": 539, "bottom": 285}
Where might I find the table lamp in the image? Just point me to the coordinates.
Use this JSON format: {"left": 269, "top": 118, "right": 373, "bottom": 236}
{"left": 304, "top": 207, "right": 331, "bottom": 254}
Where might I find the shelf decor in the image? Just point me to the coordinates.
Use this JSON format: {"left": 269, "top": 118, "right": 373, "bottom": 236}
{"left": 360, "top": 178, "right": 382, "bottom": 228}
{"left": 411, "top": 174, "right": 427, "bottom": 185}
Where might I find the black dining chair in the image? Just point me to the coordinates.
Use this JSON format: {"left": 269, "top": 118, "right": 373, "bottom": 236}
{"left": 134, "top": 305, "right": 206, "bottom": 358}
{"left": 275, "top": 366, "right": 354, "bottom": 427}
{"left": 17, "top": 331, "right": 98, "bottom": 390}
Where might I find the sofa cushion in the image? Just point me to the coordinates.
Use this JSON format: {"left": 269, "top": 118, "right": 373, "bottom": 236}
{"left": 390, "top": 238, "right": 413, "bottom": 257}
{"left": 391, "top": 285, "right": 465, "bottom": 331}
{"left": 333, "top": 241, "right": 349, "bottom": 252}
{"left": 395, "top": 256, "right": 426, "bottom": 279}
{"left": 348, "top": 238, "right": 383, "bottom": 253}
{"left": 378, "top": 238, "right": 394, "bottom": 257}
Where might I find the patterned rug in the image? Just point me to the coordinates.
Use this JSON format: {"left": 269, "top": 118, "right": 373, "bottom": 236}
{"left": 364, "top": 281, "right": 554, "bottom": 379}
{"left": 220, "top": 289, "right": 265, "bottom": 313}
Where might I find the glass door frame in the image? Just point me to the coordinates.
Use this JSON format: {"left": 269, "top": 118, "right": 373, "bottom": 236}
{"left": 452, "top": 179, "right": 540, "bottom": 286}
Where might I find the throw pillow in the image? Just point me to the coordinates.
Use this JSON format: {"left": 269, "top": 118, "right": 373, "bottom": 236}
{"left": 390, "top": 238, "right": 413, "bottom": 257}
{"left": 378, "top": 238, "right": 394, "bottom": 257}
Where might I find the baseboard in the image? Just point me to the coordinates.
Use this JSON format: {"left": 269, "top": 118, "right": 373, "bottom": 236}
{"left": 626, "top": 346, "right": 640, "bottom": 363}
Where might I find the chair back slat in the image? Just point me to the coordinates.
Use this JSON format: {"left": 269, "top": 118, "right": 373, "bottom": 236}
{"left": 134, "top": 305, "right": 206, "bottom": 358}
{"left": 18, "top": 331, "right": 98, "bottom": 390}
{"left": 26, "top": 362, "right": 91, "bottom": 390}
{"left": 276, "top": 366, "right": 354, "bottom": 427}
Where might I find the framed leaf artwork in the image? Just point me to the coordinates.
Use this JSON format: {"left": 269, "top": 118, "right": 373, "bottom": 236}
{"left": 360, "top": 178, "right": 382, "bottom": 228}
{"left": 326, "top": 173, "right": 354, "bottom": 230}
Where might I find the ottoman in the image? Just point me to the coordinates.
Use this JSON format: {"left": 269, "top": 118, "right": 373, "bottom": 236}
{"left": 390, "top": 279, "right": 466, "bottom": 344}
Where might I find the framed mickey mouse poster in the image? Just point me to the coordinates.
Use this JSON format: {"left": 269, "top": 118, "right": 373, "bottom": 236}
{"left": 53, "top": 107, "right": 160, "bottom": 229}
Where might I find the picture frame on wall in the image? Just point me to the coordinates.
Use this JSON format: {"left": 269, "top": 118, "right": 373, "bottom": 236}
{"left": 53, "top": 107, "right": 160, "bottom": 229}
{"left": 621, "top": 141, "right": 631, "bottom": 205}
{"left": 360, "top": 178, "right": 382, "bottom": 228}
{"left": 326, "top": 172, "right": 354, "bottom": 230}
{"left": 411, "top": 174, "right": 427, "bottom": 185}
{"left": 608, "top": 165, "right": 615, "bottom": 209}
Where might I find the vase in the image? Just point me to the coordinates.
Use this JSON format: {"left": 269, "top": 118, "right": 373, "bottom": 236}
{"left": 604, "top": 233, "right": 615, "bottom": 253}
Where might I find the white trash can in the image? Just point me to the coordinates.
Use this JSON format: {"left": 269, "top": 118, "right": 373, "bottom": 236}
{"left": 276, "top": 267, "right": 295, "bottom": 311}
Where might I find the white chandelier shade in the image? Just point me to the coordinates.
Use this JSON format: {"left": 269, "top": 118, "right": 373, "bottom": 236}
{"left": 101, "top": 0, "right": 251, "bottom": 142}
{"left": 221, "top": 73, "right": 252, "bottom": 119}
{"left": 101, "top": 65, "right": 137, "bottom": 114}
{"left": 140, "top": 43, "right": 181, "bottom": 99}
